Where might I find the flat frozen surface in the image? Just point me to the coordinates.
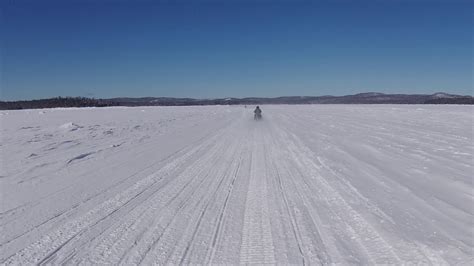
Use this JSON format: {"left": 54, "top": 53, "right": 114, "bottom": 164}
{"left": 1, "top": 105, "right": 473, "bottom": 264}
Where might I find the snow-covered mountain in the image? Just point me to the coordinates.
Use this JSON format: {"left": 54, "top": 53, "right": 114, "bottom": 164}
{"left": 430, "top": 92, "right": 460, "bottom": 98}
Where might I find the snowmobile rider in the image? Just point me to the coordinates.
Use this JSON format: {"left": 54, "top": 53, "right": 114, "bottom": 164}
{"left": 254, "top": 106, "right": 262, "bottom": 120}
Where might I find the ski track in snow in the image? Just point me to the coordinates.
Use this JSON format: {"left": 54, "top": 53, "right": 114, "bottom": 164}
{"left": 0, "top": 105, "right": 472, "bottom": 265}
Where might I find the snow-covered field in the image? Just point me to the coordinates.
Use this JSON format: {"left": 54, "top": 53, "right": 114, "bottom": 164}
{"left": 1, "top": 105, "right": 472, "bottom": 264}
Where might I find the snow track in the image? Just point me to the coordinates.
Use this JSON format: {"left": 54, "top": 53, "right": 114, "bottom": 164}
{"left": 239, "top": 129, "right": 276, "bottom": 264}
{"left": 1, "top": 105, "right": 472, "bottom": 264}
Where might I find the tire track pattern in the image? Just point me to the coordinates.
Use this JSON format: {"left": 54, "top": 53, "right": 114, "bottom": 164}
{"left": 239, "top": 130, "right": 276, "bottom": 264}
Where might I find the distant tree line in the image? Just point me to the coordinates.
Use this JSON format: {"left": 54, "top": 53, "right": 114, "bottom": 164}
{"left": 0, "top": 97, "right": 118, "bottom": 110}
{"left": 1, "top": 94, "right": 472, "bottom": 110}
{"left": 423, "top": 97, "right": 474, "bottom": 105}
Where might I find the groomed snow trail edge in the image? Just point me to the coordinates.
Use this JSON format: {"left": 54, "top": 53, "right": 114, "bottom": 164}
{"left": 1, "top": 105, "right": 473, "bottom": 264}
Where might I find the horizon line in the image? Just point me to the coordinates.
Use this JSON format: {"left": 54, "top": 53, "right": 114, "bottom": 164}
{"left": 2, "top": 91, "right": 473, "bottom": 102}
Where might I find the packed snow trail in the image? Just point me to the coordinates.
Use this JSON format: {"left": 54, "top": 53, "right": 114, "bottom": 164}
{"left": 1, "top": 105, "right": 472, "bottom": 264}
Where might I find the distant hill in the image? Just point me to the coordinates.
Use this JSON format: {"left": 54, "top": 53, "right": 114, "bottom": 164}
{"left": 1, "top": 93, "right": 472, "bottom": 110}
{"left": 108, "top": 92, "right": 473, "bottom": 106}
{"left": 0, "top": 97, "right": 117, "bottom": 110}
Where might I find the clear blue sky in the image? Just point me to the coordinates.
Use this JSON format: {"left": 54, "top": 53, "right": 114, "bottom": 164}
{"left": 2, "top": 0, "right": 473, "bottom": 100}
